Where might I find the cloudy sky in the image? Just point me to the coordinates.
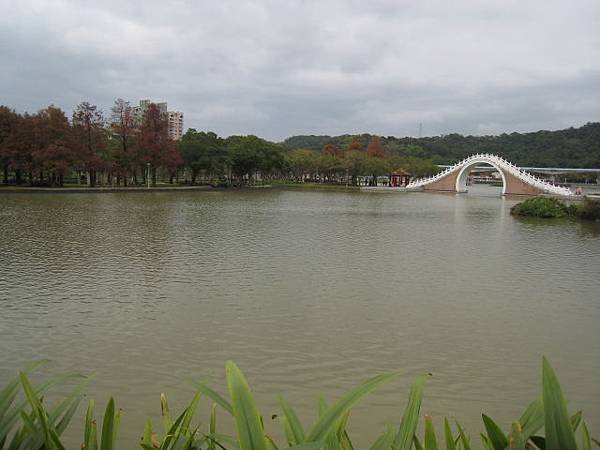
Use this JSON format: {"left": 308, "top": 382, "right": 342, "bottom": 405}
{"left": 1, "top": 0, "right": 599, "bottom": 140}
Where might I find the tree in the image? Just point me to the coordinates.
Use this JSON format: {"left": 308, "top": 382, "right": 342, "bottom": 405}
{"left": 287, "top": 149, "right": 318, "bottom": 181}
{"left": 364, "top": 157, "right": 390, "bottom": 186}
{"left": 346, "top": 136, "right": 363, "bottom": 154}
{"left": 32, "top": 106, "right": 76, "bottom": 187}
{"left": 367, "top": 136, "right": 385, "bottom": 158}
{"left": 110, "top": 99, "right": 136, "bottom": 186}
{"left": 180, "top": 130, "right": 225, "bottom": 184}
{"left": 0, "top": 106, "right": 18, "bottom": 184}
{"left": 72, "top": 102, "right": 107, "bottom": 186}
{"left": 323, "top": 143, "right": 342, "bottom": 158}
{"left": 226, "top": 136, "right": 284, "bottom": 185}
{"left": 344, "top": 150, "right": 367, "bottom": 184}
{"left": 137, "top": 103, "right": 171, "bottom": 186}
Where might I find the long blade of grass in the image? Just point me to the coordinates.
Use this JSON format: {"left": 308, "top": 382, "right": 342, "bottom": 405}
{"left": 443, "top": 418, "right": 455, "bottom": 450}
{"left": 370, "top": 425, "right": 395, "bottom": 450}
{"left": 519, "top": 399, "right": 544, "bottom": 439}
{"left": 455, "top": 421, "right": 471, "bottom": 450}
{"left": 542, "top": 357, "right": 577, "bottom": 450}
{"left": 571, "top": 410, "right": 582, "bottom": 432}
{"left": 392, "top": 374, "right": 427, "bottom": 450}
{"left": 307, "top": 372, "right": 399, "bottom": 443}
{"left": 192, "top": 381, "right": 233, "bottom": 415}
{"left": 582, "top": 422, "right": 591, "bottom": 450}
{"left": 99, "top": 398, "right": 115, "bottom": 450}
{"left": 480, "top": 434, "right": 493, "bottom": 450}
{"left": 481, "top": 414, "right": 507, "bottom": 450}
{"left": 424, "top": 415, "right": 438, "bottom": 450}
{"left": 279, "top": 396, "right": 306, "bottom": 445}
{"left": 226, "top": 360, "right": 269, "bottom": 450}
{"left": 208, "top": 402, "right": 217, "bottom": 450}
{"left": 160, "top": 393, "right": 173, "bottom": 434}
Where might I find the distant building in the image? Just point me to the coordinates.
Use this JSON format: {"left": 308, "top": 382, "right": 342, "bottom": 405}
{"left": 167, "top": 111, "right": 184, "bottom": 140}
{"left": 132, "top": 99, "right": 184, "bottom": 140}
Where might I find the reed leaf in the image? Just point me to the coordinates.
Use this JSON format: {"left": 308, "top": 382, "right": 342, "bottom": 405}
{"left": 226, "top": 360, "right": 269, "bottom": 450}
{"left": 481, "top": 414, "right": 507, "bottom": 450}
{"left": 279, "top": 396, "right": 306, "bottom": 445}
{"left": 424, "top": 415, "right": 438, "bottom": 450}
{"left": 307, "top": 372, "right": 398, "bottom": 443}
{"left": 392, "top": 374, "right": 427, "bottom": 450}
{"left": 443, "top": 418, "right": 455, "bottom": 450}
{"left": 542, "top": 357, "right": 577, "bottom": 450}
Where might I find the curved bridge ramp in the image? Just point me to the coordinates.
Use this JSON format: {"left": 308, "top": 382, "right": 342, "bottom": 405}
{"left": 406, "top": 153, "right": 573, "bottom": 196}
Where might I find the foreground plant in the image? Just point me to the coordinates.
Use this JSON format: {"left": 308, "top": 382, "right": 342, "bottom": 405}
{"left": 0, "top": 358, "right": 597, "bottom": 449}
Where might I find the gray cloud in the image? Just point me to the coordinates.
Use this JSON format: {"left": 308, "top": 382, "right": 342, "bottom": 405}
{"left": 1, "top": 0, "right": 599, "bottom": 140}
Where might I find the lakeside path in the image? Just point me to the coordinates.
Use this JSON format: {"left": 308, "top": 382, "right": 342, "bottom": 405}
{"left": 0, "top": 183, "right": 362, "bottom": 194}
{"left": 0, "top": 185, "right": 230, "bottom": 194}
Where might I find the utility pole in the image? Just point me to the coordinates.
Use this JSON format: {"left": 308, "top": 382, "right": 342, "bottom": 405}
{"left": 418, "top": 123, "right": 423, "bottom": 138}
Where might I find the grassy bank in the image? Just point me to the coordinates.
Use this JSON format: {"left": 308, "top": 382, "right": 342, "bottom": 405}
{"left": 0, "top": 358, "right": 596, "bottom": 450}
{"left": 270, "top": 181, "right": 360, "bottom": 191}
{"left": 511, "top": 196, "right": 600, "bottom": 221}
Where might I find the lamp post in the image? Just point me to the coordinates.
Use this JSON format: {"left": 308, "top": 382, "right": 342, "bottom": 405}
{"left": 147, "top": 162, "right": 150, "bottom": 189}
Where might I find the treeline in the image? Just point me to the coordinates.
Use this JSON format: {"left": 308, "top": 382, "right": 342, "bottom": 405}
{"left": 0, "top": 102, "right": 439, "bottom": 187}
{"left": 0, "top": 101, "right": 181, "bottom": 187}
{"left": 283, "top": 122, "right": 600, "bottom": 168}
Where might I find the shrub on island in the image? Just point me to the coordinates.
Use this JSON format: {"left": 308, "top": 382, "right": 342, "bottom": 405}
{"left": 510, "top": 197, "right": 577, "bottom": 218}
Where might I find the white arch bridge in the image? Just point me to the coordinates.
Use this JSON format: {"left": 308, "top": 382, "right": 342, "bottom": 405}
{"left": 406, "top": 153, "right": 573, "bottom": 196}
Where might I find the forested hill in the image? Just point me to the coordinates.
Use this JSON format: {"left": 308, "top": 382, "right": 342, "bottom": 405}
{"left": 282, "top": 122, "right": 600, "bottom": 168}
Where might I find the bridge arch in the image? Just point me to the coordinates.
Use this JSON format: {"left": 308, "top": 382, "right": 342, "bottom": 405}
{"left": 406, "top": 153, "right": 572, "bottom": 196}
{"left": 454, "top": 158, "right": 507, "bottom": 195}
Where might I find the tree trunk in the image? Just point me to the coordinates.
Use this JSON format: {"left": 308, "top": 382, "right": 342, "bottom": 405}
{"left": 2, "top": 164, "right": 8, "bottom": 184}
{"left": 15, "top": 169, "right": 23, "bottom": 185}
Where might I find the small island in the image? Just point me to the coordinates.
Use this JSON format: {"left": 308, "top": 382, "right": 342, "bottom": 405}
{"left": 511, "top": 196, "right": 600, "bottom": 220}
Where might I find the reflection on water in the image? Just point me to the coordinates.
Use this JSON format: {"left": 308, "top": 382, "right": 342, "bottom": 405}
{"left": 1, "top": 185, "right": 599, "bottom": 448}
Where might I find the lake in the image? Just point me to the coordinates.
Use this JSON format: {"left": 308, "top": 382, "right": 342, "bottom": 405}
{"left": 1, "top": 185, "right": 599, "bottom": 448}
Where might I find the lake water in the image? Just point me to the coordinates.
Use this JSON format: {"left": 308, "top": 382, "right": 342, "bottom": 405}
{"left": 1, "top": 185, "right": 599, "bottom": 448}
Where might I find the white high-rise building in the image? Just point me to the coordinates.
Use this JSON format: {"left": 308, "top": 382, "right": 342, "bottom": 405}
{"left": 167, "top": 111, "right": 184, "bottom": 140}
{"left": 132, "top": 99, "right": 184, "bottom": 140}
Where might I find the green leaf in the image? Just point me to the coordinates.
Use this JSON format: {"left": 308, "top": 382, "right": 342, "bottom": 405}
{"left": 508, "top": 422, "right": 525, "bottom": 450}
{"left": 160, "top": 393, "right": 173, "bottom": 434}
{"left": 571, "top": 410, "right": 582, "bottom": 432}
{"left": 443, "top": 418, "right": 455, "bottom": 450}
{"left": 142, "top": 419, "right": 153, "bottom": 449}
{"left": 307, "top": 372, "right": 399, "bottom": 443}
{"left": 279, "top": 396, "right": 306, "bottom": 445}
{"left": 582, "top": 422, "right": 591, "bottom": 450}
{"left": 285, "top": 444, "right": 321, "bottom": 450}
{"left": 542, "top": 357, "right": 577, "bottom": 450}
{"left": 226, "top": 360, "right": 269, "bottom": 450}
{"left": 100, "top": 398, "right": 115, "bottom": 450}
{"left": 370, "top": 425, "right": 395, "bottom": 450}
{"left": 209, "top": 402, "right": 217, "bottom": 450}
{"left": 480, "top": 434, "right": 493, "bottom": 450}
{"left": 424, "top": 415, "right": 438, "bottom": 450}
{"left": 414, "top": 434, "right": 424, "bottom": 450}
{"left": 519, "top": 399, "right": 544, "bottom": 439}
{"left": 455, "top": 421, "right": 471, "bottom": 450}
{"left": 481, "top": 414, "right": 508, "bottom": 450}
{"left": 193, "top": 381, "right": 233, "bottom": 415}
{"left": 84, "top": 399, "right": 96, "bottom": 449}
{"left": 392, "top": 374, "right": 427, "bottom": 450}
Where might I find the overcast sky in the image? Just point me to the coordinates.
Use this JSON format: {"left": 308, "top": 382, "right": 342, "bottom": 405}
{"left": 1, "top": 0, "right": 599, "bottom": 141}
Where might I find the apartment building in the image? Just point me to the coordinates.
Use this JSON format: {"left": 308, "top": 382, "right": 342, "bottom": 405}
{"left": 167, "top": 111, "right": 184, "bottom": 140}
{"left": 132, "top": 99, "right": 184, "bottom": 140}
